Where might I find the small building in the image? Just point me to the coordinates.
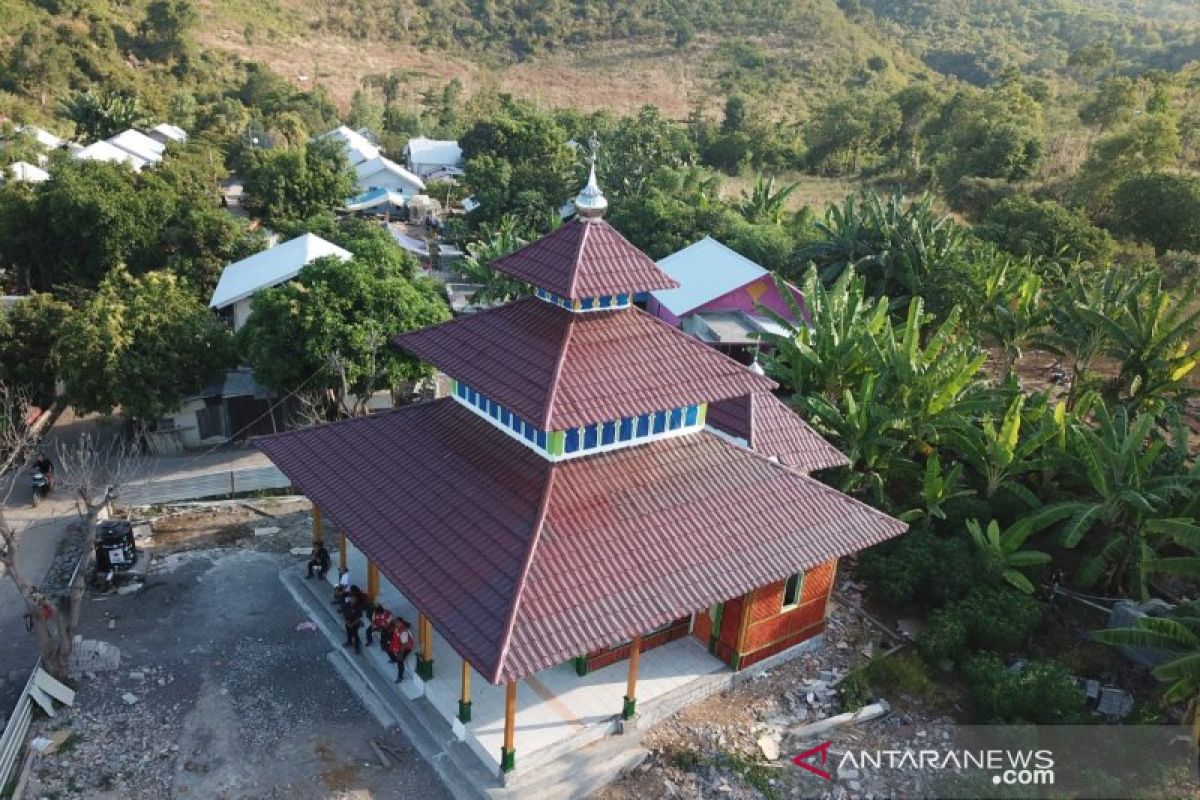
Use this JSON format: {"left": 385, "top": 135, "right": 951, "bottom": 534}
{"left": 255, "top": 167, "right": 905, "bottom": 777}
{"left": 75, "top": 140, "right": 148, "bottom": 171}
{"left": 155, "top": 368, "right": 281, "bottom": 451}
{"left": 148, "top": 123, "right": 188, "bottom": 146}
{"left": 403, "top": 136, "right": 463, "bottom": 180}
{"left": 647, "top": 237, "right": 806, "bottom": 360}
{"left": 3, "top": 161, "right": 50, "bottom": 184}
{"left": 105, "top": 129, "right": 166, "bottom": 166}
{"left": 209, "top": 233, "right": 352, "bottom": 330}
{"left": 354, "top": 155, "right": 425, "bottom": 201}
{"left": 317, "top": 125, "right": 380, "bottom": 166}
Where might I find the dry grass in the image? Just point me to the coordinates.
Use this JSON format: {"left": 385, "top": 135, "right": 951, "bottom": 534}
{"left": 196, "top": 23, "right": 709, "bottom": 116}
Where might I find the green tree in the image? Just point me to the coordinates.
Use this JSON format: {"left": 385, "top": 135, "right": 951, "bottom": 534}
{"left": 237, "top": 254, "right": 450, "bottom": 415}
{"left": 241, "top": 138, "right": 356, "bottom": 227}
{"left": 460, "top": 217, "right": 529, "bottom": 304}
{"left": 54, "top": 269, "right": 235, "bottom": 424}
{"left": 348, "top": 89, "right": 385, "bottom": 134}
{"left": 805, "top": 91, "right": 901, "bottom": 175}
{"left": 967, "top": 518, "right": 1052, "bottom": 594}
{"left": 976, "top": 259, "right": 1048, "bottom": 381}
{"left": 1078, "top": 77, "right": 1138, "bottom": 131}
{"left": 977, "top": 195, "right": 1116, "bottom": 264}
{"left": 137, "top": 0, "right": 198, "bottom": 63}
{"left": 1074, "top": 114, "right": 1181, "bottom": 216}
{"left": 736, "top": 174, "right": 798, "bottom": 225}
{"left": 1111, "top": 172, "right": 1200, "bottom": 255}
{"left": 0, "top": 293, "right": 70, "bottom": 406}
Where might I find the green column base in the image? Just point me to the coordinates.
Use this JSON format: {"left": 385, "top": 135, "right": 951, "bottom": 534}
{"left": 622, "top": 695, "right": 637, "bottom": 720}
{"left": 416, "top": 657, "right": 434, "bottom": 681}
{"left": 573, "top": 655, "right": 588, "bottom": 677}
{"left": 500, "top": 747, "right": 516, "bottom": 773}
{"left": 458, "top": 700, "right": 472, "bottom": 723}
{"left": 731, "top": 652, "right": 742, "bottom": 671}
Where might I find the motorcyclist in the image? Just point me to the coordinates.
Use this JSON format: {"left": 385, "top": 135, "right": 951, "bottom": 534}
{"left": 32, "top": 453, "right": 53, "bottom": 487}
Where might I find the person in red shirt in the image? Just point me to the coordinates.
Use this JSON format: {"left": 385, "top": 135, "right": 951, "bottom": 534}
{"left": 387, "top": 618, "right": 415, "bottom": 683}
{"left": 366, "top": 604, "right": 392, "bottom": 647}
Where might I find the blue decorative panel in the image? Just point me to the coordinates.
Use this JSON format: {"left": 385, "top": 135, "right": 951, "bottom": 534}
{"left": 565, "top": 429, "right": 580, "bottom": 453}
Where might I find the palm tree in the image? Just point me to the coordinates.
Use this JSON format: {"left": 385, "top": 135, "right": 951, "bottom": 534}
{"left": 736, "top": 173, "right": 799, "bottom": 225}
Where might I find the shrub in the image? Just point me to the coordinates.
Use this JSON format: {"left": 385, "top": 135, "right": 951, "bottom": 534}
{"left": 962, "top": 585, "right": 1043, "bottom": 652}
{"left": 964, "top": 654, "right": 1084, "bottom": 724}
{"left": 865, "top": 651, "right": 938, "bottom": 702}
{"left": 918, "top": 607, "right": 969, "bottom": 664}
{"left": 860, "top": 528, "right": 992, "bottom": 610}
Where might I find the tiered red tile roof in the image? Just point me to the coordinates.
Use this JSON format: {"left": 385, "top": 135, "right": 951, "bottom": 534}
{"left": 256, "top": 399, "right": 905, "bottom": 683}
{"left": 257, "top": 185, "right": 906, "bottom": 685}
{"left": 708, "top": 392, "right": 850, "bottom": 473}
{"left": 393, "top": 298, "right": 775, "bottom": 429}
{"left": 490, "top": 217, "right": 678, "bottom": 299}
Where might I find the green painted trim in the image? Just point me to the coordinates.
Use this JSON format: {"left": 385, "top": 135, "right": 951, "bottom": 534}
{"left": 449, "top": 378, "right": 458, "bottom": 393}
{"left": 547, "top": 430, "right": 565, "bottom": 456}
{"left": 573, "top": 655, "right": 589, "bottom": 677}
{"left": 416, "top": 657, "right": 434, "bottom": 681}
{"left": 708, "top": 602, "right": 724, "bottom": 654}
{"left": 500, "top": 747, "right": 516, "bottom": 773}
{"left": 731, "top": 652, "right": 742, "bottom": 671}
{"left": 458, "top": 700, "right": 472, "bottom": 723}
{"left": 697, "top": 402, "right": 708, "bottom": 426}
{"left": 622, "top": 695, "right": 637, "bottom": 720}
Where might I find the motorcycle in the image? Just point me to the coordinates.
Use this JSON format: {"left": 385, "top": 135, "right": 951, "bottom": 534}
{"left": 31, "top": 469, "right": 52, "bottom": 507}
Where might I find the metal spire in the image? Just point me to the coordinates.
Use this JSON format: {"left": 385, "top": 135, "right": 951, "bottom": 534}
{"left": 574, "top": 132, "right": 608, "bottom": 220}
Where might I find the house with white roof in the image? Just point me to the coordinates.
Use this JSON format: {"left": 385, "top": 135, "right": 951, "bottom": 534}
{"left": 106, "top": 129, "right": 166, "bottom": 165}
{"left": 18, "top": 126, "right": 64, "bottom": 151}
{"left": 354, "top": 155, "right": 425, "bottom": 200}
{"left": 318, "top": 126, "right": 380, "bottom": 167}
{"left": 3, "top": 161, "right": 50, "bottom": 184}
{"left": 149, "top": 123, "right": 188, "bottom": 145}
{"left": 402, "top": 136, "right": 463, "bottom": 179}
{"left": 647, "top": 236, "right": 805, "bottom": 354}
{"left": 209, "top": 233, "right": 352, "bottom": 330}
{"left": 75, "top": 140, "right": 149, "bottom": 171}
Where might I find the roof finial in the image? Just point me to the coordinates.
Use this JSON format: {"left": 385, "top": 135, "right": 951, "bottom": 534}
{"left": 574, "top": 132, "right": 608, "bottom": 220}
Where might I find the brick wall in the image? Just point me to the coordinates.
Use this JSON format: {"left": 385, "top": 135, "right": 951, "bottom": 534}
{"left": 733, "top": 559, "right": 836, "bottom": 670}
{"left": 582, "top": 616, "right": 691, "bottom": 672}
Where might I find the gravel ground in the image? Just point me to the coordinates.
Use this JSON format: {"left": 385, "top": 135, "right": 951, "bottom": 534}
{"left": 22, "top": 504, "right": 451, "bottom": 799}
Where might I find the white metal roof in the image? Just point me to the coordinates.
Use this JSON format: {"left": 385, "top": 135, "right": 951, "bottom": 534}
{"left": 403, "top": 136, "right": 463, "bottom": 167}
{"left": 75, "top": 140, "right": 148, "bottom": 171}
{"left": 209, "top": 233, "right": 352, "bottom": 309}
{"left": 106, "top": 129, "right": 166, "bottom": 164}
{"left": 651, "top": 236, "right": 769, "bottom": 316}
{"left": 318, "top": 126, "right": 380, "bottom": 166}
{"left": 151, "top": 123, "right": 188, "bottom": 143}
{"left": 17, "top": 125, "right": 63, "bottom": 149}
{"left": 355, "top": 155, "right": 426, "bottom": 191}
{"left": 5, "top": 161, "right": 50, "bottom": 183}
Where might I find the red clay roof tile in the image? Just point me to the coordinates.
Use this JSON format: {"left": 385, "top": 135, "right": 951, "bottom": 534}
{"left": 490, "top": 218, "right": 679, "bottom": 299}
{"left": 708, "top": 392, "right": 850, "bottom": 473}
{"left": 256, "top": 399, "right": 905, "bottom": 684}
{"left": 393, "top": 298, "right": 775, "bottom": 429}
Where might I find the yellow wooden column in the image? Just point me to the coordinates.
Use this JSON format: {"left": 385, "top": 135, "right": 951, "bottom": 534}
{"left": 338, "top": 531, "right": 347, "bottom": 572}
{"left": 622, "top": 635, "right": 643, "bottom": 719}
{"left": 458, "top": 659, "right": 472, "bottom": 723}
{"left": 416, "top": 612, "right": 434, "bottom": 680}
{"left": 500, "top": 680, "right": 516, "bottom": 773}
{"left": 366, "top": 563, "right": 379, "bottom": 603}
{"left": 311, "top": 505, "right": 323, "bottom": 545}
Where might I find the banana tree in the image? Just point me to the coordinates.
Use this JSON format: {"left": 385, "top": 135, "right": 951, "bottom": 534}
{"left": 899, "top": 452, "right": 975, "bottom": 524}
{"left": 1082, "top": 271, "right": 1200, "bottom": 412}
{"left": 736, "top": 173, "right": 800, "bottom": 225}
{"left": 967, "top": 518, "right": 1053, "bottom": 594}
{"left": 762, "top": 266, "right": 891, "bottom": 399}
{"left": 978, "top": 259, "right": 1048, "bottom": 381}
{"left": 1030, "top": 402, "right": 1199, "bottom": 598}
{"left": 944, "top": 394, "right": 1056, "bottom": 508}
{"left": 794, "top": 374, "right": 913, "bottom": 506}
{"left": 1093, "top": 610, "right": 1200, "bottom": 744}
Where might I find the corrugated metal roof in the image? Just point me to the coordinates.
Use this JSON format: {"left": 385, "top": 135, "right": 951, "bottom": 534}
{"left": 404, "top": 136, "right": 463, "bottom": 167}
{"left": 255, "top": 398, "right": 905, "bottom": 683}
{"left": 652, "top": 237, "right": 768, "bottom": 316}
{"left": 393, "top": 297, "right": 775, "bottom": 429}
{"left": 209, "top": 233, "right": 352, "bottom": 309}
{"left": 491, "top": 218, "right": 679, "bottom": 299}
{"left": 708, "top": 393, "right": 850, "bottom": 473}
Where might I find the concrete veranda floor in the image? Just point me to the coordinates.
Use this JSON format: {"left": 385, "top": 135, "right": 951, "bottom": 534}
{"left": 329, "top": 538, "right": 730, "bottom": 775}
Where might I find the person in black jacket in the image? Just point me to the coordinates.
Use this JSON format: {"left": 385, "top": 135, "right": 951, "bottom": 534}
{"left": 343, "top": 606, "right": 363, "bottom": 654}
{"left": 306, "top": 542, "right": 331, "bottom": 579}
